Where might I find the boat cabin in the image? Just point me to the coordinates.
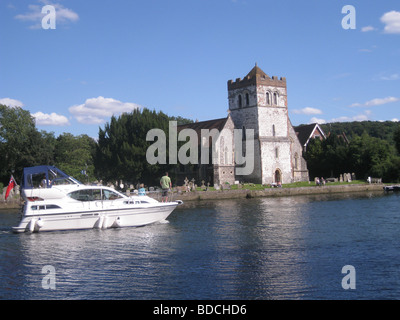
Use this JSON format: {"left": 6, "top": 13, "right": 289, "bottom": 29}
{"left": 22, "top": 165, "right": 81, "bottom": 189}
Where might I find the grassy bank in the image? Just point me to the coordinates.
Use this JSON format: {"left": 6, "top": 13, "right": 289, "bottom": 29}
{"left": 0, "top": 181, "right": 388, "bottom": 210}
{"left": 194, "top": 180, "right": 366, "bottom": 191}
{"left": 169, "top": 181, "right": 386, "bottom": 202}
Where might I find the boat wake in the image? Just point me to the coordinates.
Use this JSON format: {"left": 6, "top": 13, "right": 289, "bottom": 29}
{"left": 157, "top": 219, "right": 170, "bottom": 224}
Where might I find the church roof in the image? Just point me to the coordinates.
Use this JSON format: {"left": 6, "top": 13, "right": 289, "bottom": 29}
{"left": 177, "top": 117, "right": 228, "bottom": 133}
{"left": 294, "top": 123, "right": 326, "bottom": 147}
{"left": 245, "top": 64, "right": 269, "bottom": 79}
{"left": 177, "top": 117, "right": 230, "bottom": 146}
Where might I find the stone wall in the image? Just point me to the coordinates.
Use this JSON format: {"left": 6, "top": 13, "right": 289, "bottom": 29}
{"left": 165, "top": 183, "right": 385, "bottom": 202}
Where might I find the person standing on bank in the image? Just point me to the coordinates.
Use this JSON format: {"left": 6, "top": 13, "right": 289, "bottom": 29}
{"left": 160, "top": 172, "right": 172, "bottom": 202}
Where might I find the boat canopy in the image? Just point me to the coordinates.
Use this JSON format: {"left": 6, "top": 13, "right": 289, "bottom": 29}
{"left": 21, "top": 165, "right": 82, "bottom": 189}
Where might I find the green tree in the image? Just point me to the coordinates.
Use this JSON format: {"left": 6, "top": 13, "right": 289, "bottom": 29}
{"left": 21, "top": 130, "right": 57, "bottom": 168}
{"left": 304, "top": 134, "right": 349, "bottom": 179}
{"left": 320, "top": 134, "right": 348, "bottom": 178}
{"left": 0, "top": 104, "right": 37, "bottom": 183}
{"left": 95, "top": 108, "right": 187, "bottom": 186}
{"left": 394, "top": 125, "right": 400, "bottom": 154}
{"left": 347, "top": 132, "right": 394, "bottom": 181}
{"left": 303, "top": 137, "right": 323, "bottom": 179}
{"left": 54, "top": 133, "right": 97, "bottom": 182}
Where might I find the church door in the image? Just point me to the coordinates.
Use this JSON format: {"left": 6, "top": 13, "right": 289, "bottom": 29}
{"left": 275, "top": 169, "right": 281, "bottom": 183}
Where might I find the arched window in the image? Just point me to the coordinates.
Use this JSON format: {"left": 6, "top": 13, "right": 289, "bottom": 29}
{"left": 273, "top": 92, "right": 278, "bottom": 105}
{"left": 245, "top": 93, "right": 249, "bottom": 106}
{"left": 266, "top": 92, "right": 271, "bottom": 105}
{"left": 238, "top": 95, "right": 242, "bottom": 108}
{"left": 272, "top": 124, "right": 276, "bottom": 137}
{"left": 275, "top": 147, "right": 279, "bottom": 159}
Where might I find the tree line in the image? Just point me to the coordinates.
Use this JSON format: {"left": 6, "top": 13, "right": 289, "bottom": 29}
{"left": 1, "top": 103, "right": 400, "bottom": 189}
{"left": 0, "top": 104, "right": 191, "bottom": 189}
{"left": 95, "top": 108, "right": 192, "bottom": 186}
{"left": 0, "top": 104, "right": 97, "bottom": 188}
{"left": 304, "top": 122, "right": 400, "bottom": 182}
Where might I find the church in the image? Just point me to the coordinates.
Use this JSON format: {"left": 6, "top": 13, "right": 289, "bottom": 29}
{"left": 176, "top": 64, "right": 309, "bottom": 186}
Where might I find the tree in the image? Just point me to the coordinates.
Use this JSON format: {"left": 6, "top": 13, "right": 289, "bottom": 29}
{"left": 0, "top": 104, "right": 37, "bottom": 183}
{"left": 304, "top": 134, "right": 349, "bottom": 179}
{"left": 54, "top": 133, "right": 97, "bottom": 182}
{"left": 95, "top": 108, "right": 189, "bottom": 186}
{"left": 394, "top": 125, "right": 400, "bottom": 154}
{"left": 0, "top": 104, "right": 101, "bottom": 185}
{"left": 304, "top": 130, "right": 400, "bottom": 182}
{"left": 21, "top": 130, "right": 57, "bottom": 168}
{"left": 347, "top": 132, "right": 395, "bottom": 181}
{"left": 303, "top": 138, "right": 323, "bottom": 179}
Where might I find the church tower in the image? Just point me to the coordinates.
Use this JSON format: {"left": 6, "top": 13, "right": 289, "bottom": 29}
{"left": 227, "top": 64, "right": 296, "bottom": 184}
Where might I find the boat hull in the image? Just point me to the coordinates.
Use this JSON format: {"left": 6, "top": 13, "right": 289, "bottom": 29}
{"left": 12, "top": 203, "right": 179, "bottom": 233}
{"left": 383, "top": 185, "right": 400, "bottom": 192}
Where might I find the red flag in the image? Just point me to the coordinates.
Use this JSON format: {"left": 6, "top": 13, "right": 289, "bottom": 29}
{"left": 5, "top": 175, "right": 16, "bottom": 200}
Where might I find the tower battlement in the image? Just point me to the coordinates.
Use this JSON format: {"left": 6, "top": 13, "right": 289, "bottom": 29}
{"left": 227, "top": 65, "right": 286, "bottom": 90}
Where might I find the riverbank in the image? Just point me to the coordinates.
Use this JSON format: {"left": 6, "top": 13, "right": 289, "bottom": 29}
{"left": 0, "top": 183, "right": 387, "bottom": 210}
{"left": 158, "top": 183, "right": 386, "bottom": 202}
{"left": 0, "top": 198, "right": 21, "bottom": 210}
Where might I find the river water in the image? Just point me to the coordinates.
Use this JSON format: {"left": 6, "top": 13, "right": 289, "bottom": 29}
{"left": 0, "top": 191, "right": 399, "bottom": 300}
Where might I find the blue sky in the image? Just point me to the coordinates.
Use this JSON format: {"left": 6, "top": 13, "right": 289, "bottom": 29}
{"left": 1, "top": 0, "right": 399, "bottom": 138}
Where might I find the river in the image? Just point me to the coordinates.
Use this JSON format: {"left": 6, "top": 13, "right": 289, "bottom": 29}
{"left": 0, "top": 191, "right": 399, "bottom": 300}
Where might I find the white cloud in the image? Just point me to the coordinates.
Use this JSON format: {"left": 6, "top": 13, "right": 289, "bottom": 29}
{"left": 381, "top": 11, "right": 400, "bottom": 34}
{"left": 309, "top": 117, "right": 326, "bottom": 124}
{"left": 349, "top": 96, "right": 399, "bottom": 108}
{"left": 330, "top": 114, "right": 369, "bottom": 123}
{"left": 361, "top": 26, "right": 376, "bottom": 32}
{"left": 380, "top": 74, "right": 400, "bottom": 81}
{"left": 310, "top": 110, "right": 371, "bottom": 124}
{"left": 292, "top": 107, "right": 322, "bottom": 115}
{"left": 32, "top": 111, "right": 70, "bottom": 126}
{"left": 392, "top": 118, "right": 399, "bottom": 122}
{"left": 69, "top": 96, "right": 143, "bottom": 124}
{"left": 0, "top": 97, "right": 24, "bottom": 108}
{"left": 365, "top": 96, "right": 399, "bottom": 107}
{"left": 15, "top": 1, "right": 79, "bottom": 29}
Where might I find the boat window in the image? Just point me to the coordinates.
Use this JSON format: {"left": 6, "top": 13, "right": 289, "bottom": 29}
{"left": 124, "top": 199, "right": 147, "bottom": 204}
{"left": 68, "top": 189, "right": 122, "bottom": 201}
{"left": 92, "top": 189, "right": 102, "bottom": 200}
{"left": 28, "top": 173, "right": 47, "bottom": 188}
{"left": 102, "top": 190, "right": 122, "bottom": 200}
{"left": 46, "top": 205, "right": 61, "bottom": 209}
{"left": 68, "top": 189, "right": 102, "bottom": 201}
{"left": 30, "top": 204, "right": 61, "bottom": 210}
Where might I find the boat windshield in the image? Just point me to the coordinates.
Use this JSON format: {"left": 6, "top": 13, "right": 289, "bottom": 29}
{"left": 22, "top": 166, "right": 81, "bottom": 189}
{"left": 67, "top": 188, "right": 124, "bottom": 201}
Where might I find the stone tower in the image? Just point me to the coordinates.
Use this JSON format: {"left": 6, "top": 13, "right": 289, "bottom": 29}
{"left": 227, "top": 64, "right": 296, "bottom": 184}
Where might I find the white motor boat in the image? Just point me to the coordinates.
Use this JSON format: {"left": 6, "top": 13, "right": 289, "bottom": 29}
{"left": 13, "top": 166, "right": 182, "bottom": 233}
